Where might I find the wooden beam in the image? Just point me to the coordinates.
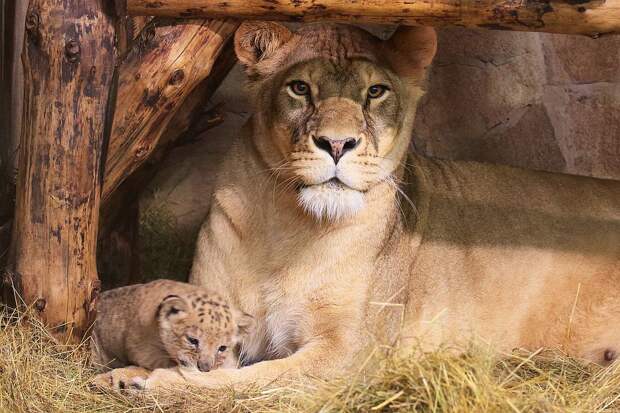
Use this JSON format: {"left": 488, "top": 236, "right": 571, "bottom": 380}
{"left": 9, "top": 0, "right": 115, "bottom": 341}
{"left": 125, "top": 0, "right": 620, "bottom": 37}
{"left": 101, "top": 18, "right": 238, "bottom": 204}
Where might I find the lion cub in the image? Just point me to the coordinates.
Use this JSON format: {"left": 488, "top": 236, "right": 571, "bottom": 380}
{"left": 91, "top": 279, "right": 253, "bottom": 373}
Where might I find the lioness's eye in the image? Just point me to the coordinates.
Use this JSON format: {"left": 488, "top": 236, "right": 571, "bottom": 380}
{"left": 186, "top": 336, "right": 199, "bottom": 347}
{"left": 218, "top": 345, "right": 227, "bottom": 352}
{"left": 367, "top": 85, "right": 389, "bottom": 99}
{"left": 289, "top": 80, "right": 310, "bottom": 96}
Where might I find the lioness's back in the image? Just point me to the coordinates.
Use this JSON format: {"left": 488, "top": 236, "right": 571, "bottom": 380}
{"left": 405, "top": 155, "right": 620, "bottom": 362}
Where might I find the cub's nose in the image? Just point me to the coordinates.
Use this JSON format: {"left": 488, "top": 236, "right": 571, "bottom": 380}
{"left": 197, "top": 360, "right": 212, "bottom": 372}
{"left": 312, "top": 136, "right": 359, "bottom": 164}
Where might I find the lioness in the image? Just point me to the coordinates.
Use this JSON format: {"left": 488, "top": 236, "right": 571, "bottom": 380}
{"left": 109, "top": 22, "right": 620, "bottom": 390}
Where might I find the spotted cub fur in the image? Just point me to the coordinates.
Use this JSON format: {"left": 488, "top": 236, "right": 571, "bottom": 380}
{"left": 91, "top": 279, "right": 253, "bottom": 373}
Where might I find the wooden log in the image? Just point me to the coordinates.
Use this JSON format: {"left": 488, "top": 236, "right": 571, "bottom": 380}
{"left": 8, "top": 0, "right": 115, "bottom": 340}
{"left": 101, "top": 18, "right": 238, "bottom": 203}
{"left": 125, "top": 0, "right": 620, "bottom": 37}
{"left": 97, "top": 24, "right": 236, "bottom": 288}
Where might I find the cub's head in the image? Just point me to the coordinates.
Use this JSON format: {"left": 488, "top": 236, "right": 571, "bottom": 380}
{"left": 156, "top": 293, "right": 254, "bottom": 372}
{"left": 235, "top": 22, "right": 436, "bottom": 221}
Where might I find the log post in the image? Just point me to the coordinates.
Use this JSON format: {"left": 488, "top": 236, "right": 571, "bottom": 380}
{"left": 101, "top": 18, "right": 238, "bottom": 203}
{"left": 125, "top": 0, "right": 620, "bottom": 36}
{"left": 9, "top": 0, "right": 115, "bottom": 341}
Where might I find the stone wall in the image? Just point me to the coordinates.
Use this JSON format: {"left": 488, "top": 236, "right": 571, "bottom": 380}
{"left": 415, "top": 29, "right": 620, "bottom": 180}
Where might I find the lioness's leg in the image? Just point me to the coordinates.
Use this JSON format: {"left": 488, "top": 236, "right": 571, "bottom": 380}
{"left": 143, "top": 333, "right": 355, "bottom": 390}
{"left": 91, "top": 366, "right": 151, "bottom": 390}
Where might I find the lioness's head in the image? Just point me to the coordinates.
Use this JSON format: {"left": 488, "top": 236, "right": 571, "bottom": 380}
{"left": 235, "top": 22, "right": 436, "bottom": 221}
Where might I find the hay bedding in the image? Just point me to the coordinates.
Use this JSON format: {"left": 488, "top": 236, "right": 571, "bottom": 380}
{"left": 2, "top": 307, "right": 620, "bottom": 413}
{"left": 3, "top": 207, "right": 620, "bottom": 412}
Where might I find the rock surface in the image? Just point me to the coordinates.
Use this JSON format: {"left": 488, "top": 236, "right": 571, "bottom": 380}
{"left": 415, "top": 28, "right": 620, "bottom": 180}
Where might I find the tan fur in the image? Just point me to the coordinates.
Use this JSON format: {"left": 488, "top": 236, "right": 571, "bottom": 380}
{"left": 109, "top": 23, "right": 619, "bottom": 391}
{"left": 91, "top": 280, "right": 253, "bottom": 377}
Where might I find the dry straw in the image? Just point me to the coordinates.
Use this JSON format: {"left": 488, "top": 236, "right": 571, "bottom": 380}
{"left": 2, "top": 306, "right": 620, "bottom": 413}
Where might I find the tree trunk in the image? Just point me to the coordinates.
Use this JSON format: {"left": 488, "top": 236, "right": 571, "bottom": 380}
{"left": 101, "top": 18, "right": 238, "bottom": 204}
{"left": 96, "top": 19, "right": 236, "bottom": 289}
{"left": 0, "top": 0, "right": 27, "bottom": 300}
{"left": 9, "top": 0, "right": 116, "bottom": 341}
{"left": 125, "top": 0, "right": 620, "bottom": 37}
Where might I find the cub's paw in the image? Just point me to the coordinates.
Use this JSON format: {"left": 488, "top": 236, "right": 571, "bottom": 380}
{"left": 90, "top": 366, "right": 151, "bottom": 392}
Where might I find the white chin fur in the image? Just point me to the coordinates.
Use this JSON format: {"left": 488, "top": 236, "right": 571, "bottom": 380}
{"left": 297, "top": 184, "right": 365, "bottom": 221}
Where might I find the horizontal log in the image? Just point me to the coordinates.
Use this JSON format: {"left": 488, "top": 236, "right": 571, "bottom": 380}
{"left": 11, "top": 0, "right": 115, "bottom": 341}
{"left": 125, "top": 0, "right": 620, "bottom": 36}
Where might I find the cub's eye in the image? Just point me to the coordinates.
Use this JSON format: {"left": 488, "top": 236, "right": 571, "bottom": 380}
{"left": 186, "top": 336, "right": 199, "bottom": 347}
{"left": 218, "top": 345, "right": 227, "bottom": 352}
{"left": 367, "top": 84, "right": 389, "bottom": 99}
{"left": 289, "top": 81, "right": 310, "bottom": 96}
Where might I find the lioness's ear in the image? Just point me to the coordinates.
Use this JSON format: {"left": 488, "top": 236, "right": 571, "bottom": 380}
{"left": 235, "top": 312, "right": 255, "bottom": 338}
{"left": 234, "top": 21, "right": 293, "bottom": 68}
{"left": 385, "top": 25, "right": 437, "bottom": 81}
{"left": 157, "top": 295, "right": 189, "bottom": 321}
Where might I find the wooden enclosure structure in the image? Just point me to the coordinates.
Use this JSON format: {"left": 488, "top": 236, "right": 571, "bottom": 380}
{"left": 0, "top": 0, "right": 618, "bottom": 341}
{"left": 125, "top": 0, "right": 620, "bottom": 37}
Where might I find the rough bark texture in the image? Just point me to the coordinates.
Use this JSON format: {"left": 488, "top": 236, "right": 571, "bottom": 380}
{"left": 9, "top": 0, "right": 115, "bottom": 341}
{"left": 126, "top": 0, "right": 620, "bottom": 36}
{"left": 96, "top": 20, "right": 236, "bottom": 289}
{"left": 101, "top": 18, "right": 238, "bottom": 204}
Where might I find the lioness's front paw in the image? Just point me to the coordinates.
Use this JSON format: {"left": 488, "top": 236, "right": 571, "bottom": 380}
{"left": 140, "top": 368, "right": 186, "bottom": 391}
{"left": 90, "top": 366, "right": 151, "bottom": 391}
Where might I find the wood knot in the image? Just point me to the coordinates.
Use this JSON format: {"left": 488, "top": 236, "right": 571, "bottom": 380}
{"left": 604, "top": 349, "right": 617, "bottom": 363}
{"left": 169, "top": 69, "right": 185, "bottom": 85}
{"left": 142, "top": 89, "right": 161, "bottom": 107}
{"left": 135, "top": 146, "right": 150, "bottom": 158}
{"left": 65, "top": 40, "right": 81, "bottom": 63}
{"left": 25, "top": 11, "right": 39, "bottom": 33}
{"left": 34, "top": 298, "right": 46, "bottom": 312}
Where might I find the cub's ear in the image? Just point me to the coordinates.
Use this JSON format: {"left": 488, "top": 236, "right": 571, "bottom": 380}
{"left": 156, "top": 295, "right": 189, "bottom": 321}
{"left": 235, "top": 312, "right": 255, "bottom": 338}
{"left": 234, "top": 21, "right": 293, "bottom": 69}
{"left": 385, "top": 25, "right": 437, "bottom": 81}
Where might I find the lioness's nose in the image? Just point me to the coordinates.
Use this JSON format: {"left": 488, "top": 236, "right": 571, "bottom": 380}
{"left": 313, "top": 136, "right": 359, "bottom": 164}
